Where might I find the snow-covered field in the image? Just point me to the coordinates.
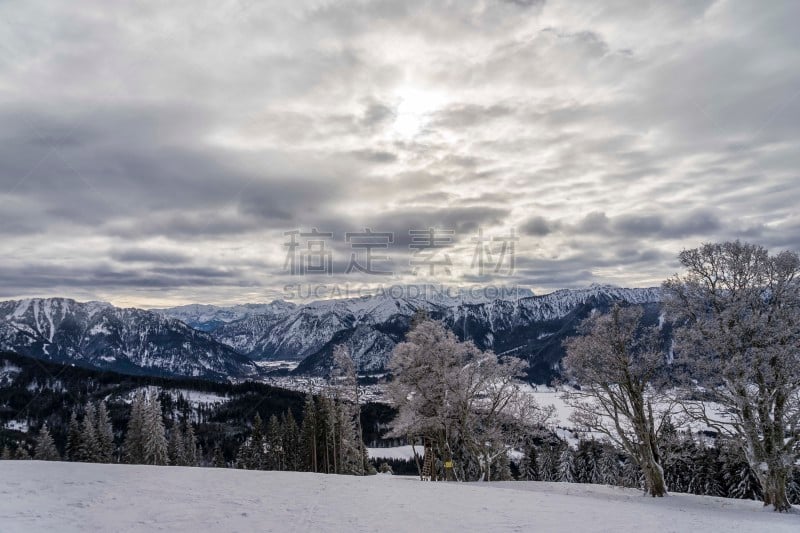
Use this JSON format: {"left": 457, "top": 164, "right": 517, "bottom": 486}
{"left": 0, "top": 462, "right": 797, "bottom": 533}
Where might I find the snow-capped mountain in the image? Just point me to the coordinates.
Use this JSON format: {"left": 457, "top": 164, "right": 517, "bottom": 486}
{"left": 152, "top": 301, "right": 297, "bottom": 332}
{"left": 0, "top": 286, "right": 663, "bottom": 383}
{"left": 0, "top": 298, "right": 259, "bottom": 381}
{"left": 199, "top": 285, "right": 663, "bottom": 381}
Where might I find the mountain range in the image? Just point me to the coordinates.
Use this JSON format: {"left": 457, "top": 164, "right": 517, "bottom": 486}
{"left": 0, "top": 285, "right": 663, "bottom": 383}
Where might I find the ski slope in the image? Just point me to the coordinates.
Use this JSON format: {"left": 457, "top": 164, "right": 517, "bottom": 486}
{"left": 0, "top": 462, "right": 797, "bottom": 532}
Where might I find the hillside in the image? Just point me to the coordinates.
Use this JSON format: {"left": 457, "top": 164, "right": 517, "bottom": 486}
{"left": 0, "top": 462, "right": 796, "bottom": 532}
{"left": 0, "top": 299, "right": 259, "bottom": 381}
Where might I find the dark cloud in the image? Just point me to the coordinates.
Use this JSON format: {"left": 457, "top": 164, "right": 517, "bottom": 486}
{"left": 521, "top": 215, "right": 556, "bottom": 236}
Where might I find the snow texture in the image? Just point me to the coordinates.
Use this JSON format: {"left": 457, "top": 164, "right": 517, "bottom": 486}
{"left": 0, "top": 462, "right": 797, "bottom": 532}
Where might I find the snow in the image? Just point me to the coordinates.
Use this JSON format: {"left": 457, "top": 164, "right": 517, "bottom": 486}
{"left": 3, "top": 419, "right": 29, "bottom": 433}
{"left": 368, "top": 445, "right": 417, "bottom": 460}
{"left": 0, "top": 462, "right": 796, "bottom": 533}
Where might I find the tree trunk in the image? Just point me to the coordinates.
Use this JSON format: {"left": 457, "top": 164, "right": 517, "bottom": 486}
{"left": 639, "top": 442, "right": 667, "bottom": 497}
{"left": 761, "top": 466, "right": 792, "bottom": 512}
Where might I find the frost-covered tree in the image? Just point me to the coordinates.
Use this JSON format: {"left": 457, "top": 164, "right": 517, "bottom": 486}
{"left": 388, "top": 319, "right": 552, "bottom": 482}
{"left": 331, "top": 344, "right": 367, "bottom": 475}
{"left": 664, "top": 241, "right": 800, "bottom": 511}
{"left": 599, "top": 447, "right": 622, "bottom": 486}
{"left": 557, "top": 447, "right": 576, "bottom": 483}
{"left": 34, "top": 423, "right": 60, "bottom": 461}
{"left": 562, "top": 304, "right": 670, "bottom": 497}
{"left": 95, "top": 402, "right": 114, "bottom": 463}
{"left": 537, "top": 444, "right": 559, "bottom": 482}
{"left": 518, "top": 445, "right": 540, "bottom": 481}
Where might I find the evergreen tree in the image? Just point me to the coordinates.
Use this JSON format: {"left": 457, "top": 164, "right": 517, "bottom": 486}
{"left": 335, "top": 400, "right": 366, "bottom": 475}
{"left": 300, "top": 392, "right": 318, "bottom": 472}
{"left": 492, "top": 451, "right": 513, "bottom": 481}
{"left": 518, "top": 445, "right": 539, "bottom": 481}
{"left": 266, "top": 414, "right": 284, "bottom": 470}
{"left": 65, "top": 410, "right": 81, "bottom": 461}
{"left": 143, "top": 393, "right": 169, "bottom": 465}
{"left": 78, "top": 402, "right": 99, "bottom": 462}
{"left": 95, "top": 402, "right": 115, "bottom": 463}
{"left": 183, "top": 420, "right": 198, "bottom": 467}
{"left": 621, "top": 457, "right": 643, "bottom": 489}
{"left": 212, "top": 444, "right": 226, "bottom": 468}
{"left": 168, "top": 422, "right": 186, "bottom": 466}
{"left": 34, "top": 423, "right": 60, "bottom": 461}
{"left": 557, "top": 448, "right": 576, "bottom": 483}
{"left": 598, "top": 447, "right": 621, "bottom": 486}
{"left": 282, "top": 410, "right": 301, "bottom": 471}
{"left": 788, "top": 468, "right": 800, "bottom": 505}
{"left": 317, "top": 396, "right": 337, "bottom": 474}
{"left": 14, "top": 445, "right": 30, "bottom": 460}
{"left": 537, "top": 444, "right": 559, "bottom": 482}
{"left": 123, "top": 391, "right": 147, "bottom": 464}
{"left": 1, "top": 446, "right": 11, "bottom": 460}
{"left": 238, "top": 413, "right": 266, "bottom": 470}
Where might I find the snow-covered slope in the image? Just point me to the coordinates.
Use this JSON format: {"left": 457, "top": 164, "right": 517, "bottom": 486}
{"left": 0, "top": 298, "right": 259, "bottom": 381}
{"left": 0, "top": 462, "right": 796, "bottom": 533}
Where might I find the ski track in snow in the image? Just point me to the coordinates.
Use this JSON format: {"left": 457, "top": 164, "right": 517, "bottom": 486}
{"left": 0, "top": 462, "right": 797, "bottom": 533}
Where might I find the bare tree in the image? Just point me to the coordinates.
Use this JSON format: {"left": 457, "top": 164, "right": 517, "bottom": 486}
{"left": 387, "top": 318, "right": 552, "bottom": 482}
{"left": 562, "top": 305, "right": 671, "bottom": 497}
{"left": 663, "top": 241, "right": 800, "bottom": 512}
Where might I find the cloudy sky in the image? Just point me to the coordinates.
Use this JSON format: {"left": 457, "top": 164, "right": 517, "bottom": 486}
{"left": 1, "top": 0, "right": 799, "bottom": 307}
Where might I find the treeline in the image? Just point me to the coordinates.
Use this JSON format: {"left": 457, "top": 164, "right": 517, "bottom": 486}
{"left": 235, "top": 392, "right": 372, "bottom": 475}
{"left": 0, "top": 350, "right": 373, "bottom": 476}
{"left": 515, "top": 433, "right": 800, "bottom": 504}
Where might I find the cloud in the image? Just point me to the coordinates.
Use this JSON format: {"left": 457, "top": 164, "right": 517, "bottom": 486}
{"left": 0, "top": 0, "right": 798, "bottom": 305}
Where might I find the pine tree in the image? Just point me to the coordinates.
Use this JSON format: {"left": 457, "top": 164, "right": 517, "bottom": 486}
{"left": 34, "top": 423, "right": 60, "bottom": 461}
{"left": 183, "top": 420, "right": 197, "bottom": 467}
{"left": 518, "top": 445, "right": 539, "bottom": 481}
{"left": 212, "top": 444, "right": 226, "bottom": 468}
{"left": 14, "top": 445, "right": 31, "bottom": 460}
{"left": 282, "top": 410, "right": 301, "bottom": 471}
{"left": 492, "top": 452, "right": 513, "bottom": 481}
{"left": 66, "top": 411, "right": 81, "bottom": 461}
{"left": 78, "top": 402, "right": 100, "bottom": 462}
{"left": 788, "top": 468, "right": 800, "bottom": 505}
{"left": 598, "top": 447, "right": 621, "bottom": 486}
{"left": 621, "top": 457, "right": 643, "bottom": 489}
{"left": 1, "top": 446, "right": 11, "bottom": 460}
{"left": 300, "top": 392, "right": 318, "bottom": 472}
{"left": 168, "top": 422, "right": 186, "bottom": 466}
{"left": 557, "top": 448, "right": 576, "bottom": 483}
{"left": 537, "top": 444, "right": 559, "bottom": 482}
{"left": 124, "top": 391, "right": 147, "bottom": 464}
{"left": 95, "top": 402, "right": 115, "bottom": 463}
{"left": 266, "top": 414, "right": 283, "bottom": 470}
{"left": 143, "top": 394, "right": 169, "bottom": 465}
